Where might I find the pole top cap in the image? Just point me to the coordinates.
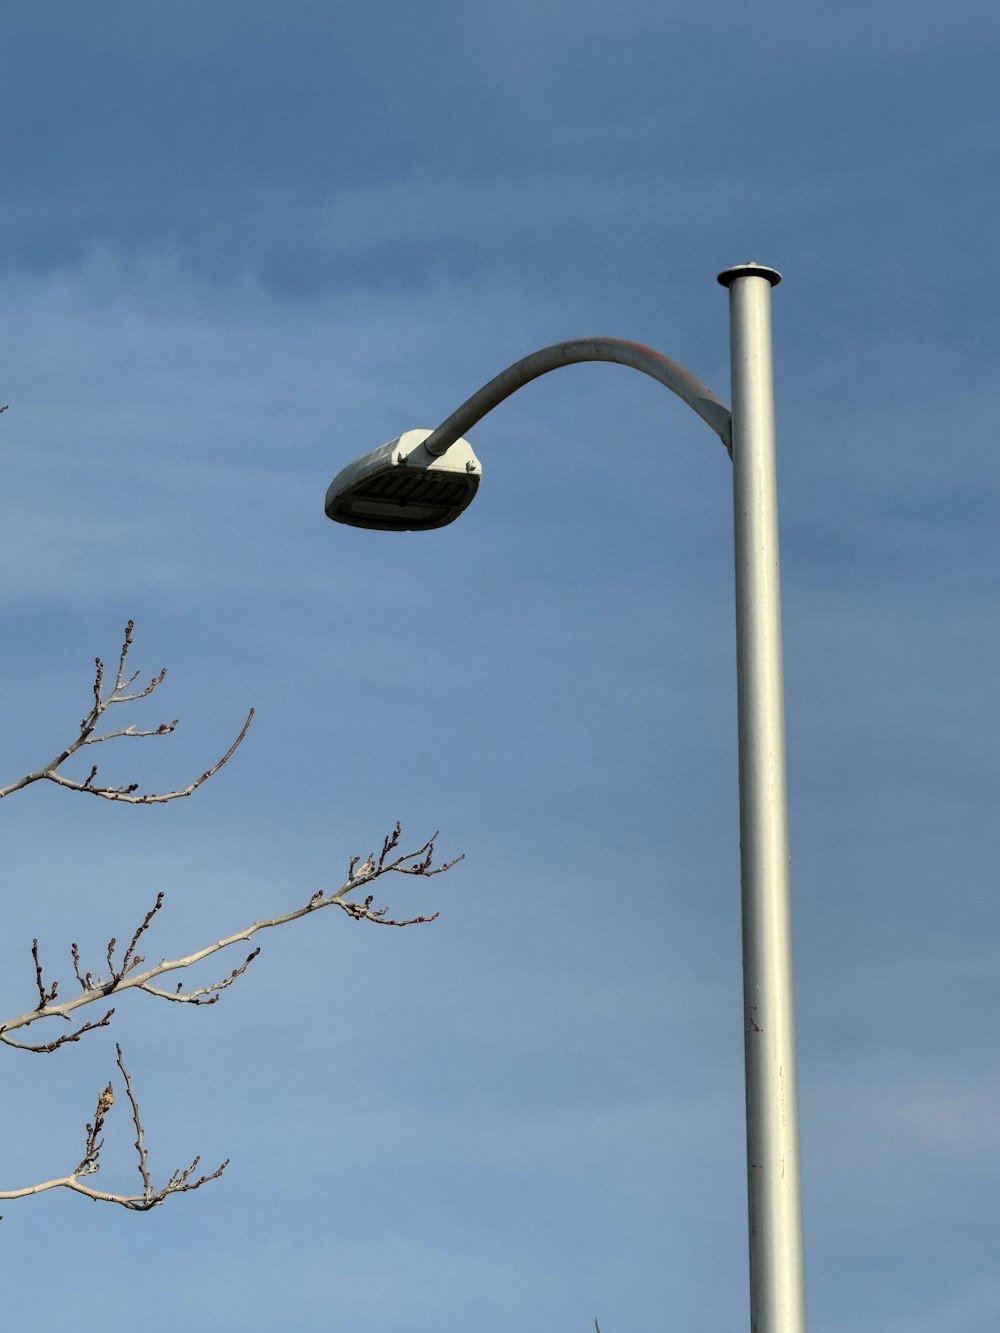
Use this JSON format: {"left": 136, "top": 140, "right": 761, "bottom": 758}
{"left": 717, "top": 262, "right": 782, "bottom": 288}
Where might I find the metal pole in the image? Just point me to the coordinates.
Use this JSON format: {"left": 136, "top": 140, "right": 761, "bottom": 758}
{"left": 718, "top": 262, "right": 806, "bottom": 1333}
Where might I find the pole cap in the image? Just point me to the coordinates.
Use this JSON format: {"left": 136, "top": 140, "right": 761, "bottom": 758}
{"left": 717, "top": 262, "right": 781, "bottom": 288}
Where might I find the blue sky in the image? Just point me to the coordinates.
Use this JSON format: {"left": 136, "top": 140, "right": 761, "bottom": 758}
{"left": 1, "top": 2, "right": 998, "bottom": 1329}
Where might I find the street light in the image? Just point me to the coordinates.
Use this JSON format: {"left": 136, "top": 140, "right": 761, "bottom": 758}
{"left": 325, "top": 263, "right": 806, "bottom": 1333}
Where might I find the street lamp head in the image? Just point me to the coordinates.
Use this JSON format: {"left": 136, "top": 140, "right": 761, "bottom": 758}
{"left": 324, "top": 428, "right": 482, "bottom": 531}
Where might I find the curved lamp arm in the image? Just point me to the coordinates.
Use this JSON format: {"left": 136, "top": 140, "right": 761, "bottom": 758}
{"left": 421, "top": 336, "right": 733, "bottom": 459}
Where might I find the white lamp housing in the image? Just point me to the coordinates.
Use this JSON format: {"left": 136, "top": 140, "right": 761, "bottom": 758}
{"left": 324, "top": 428, "right": 482, "bottom": 531}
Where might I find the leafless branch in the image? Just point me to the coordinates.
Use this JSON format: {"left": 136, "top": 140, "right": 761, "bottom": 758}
{"left": 0, "top": 827, "right": 462, "bottom": 1048}
{"left": 0, "top": 621, "right": 253, "bottom": 803}
{"left": 0, "top": 1009, "right": 116, "bottom": 1054}
{"left": 0, "top": 1045, "right": 227, "bottom": 1212}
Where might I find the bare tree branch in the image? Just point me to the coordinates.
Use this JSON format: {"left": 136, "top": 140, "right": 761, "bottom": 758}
{"left": 0, "top": 1045, "right": 227, "bottom": 1212}
{"left": 0, "top": 1009, "right": 116, "bottom": 1054}
{"left": 0, "top": 827, "right": 462, "bottom": 1048}
{"left": 0, "top": 621, "right": 253, "bottom": 803}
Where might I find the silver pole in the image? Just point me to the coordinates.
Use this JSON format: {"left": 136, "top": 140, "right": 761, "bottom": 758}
{"left": 718, "top": 262, "right": 806, "bottom": 1332}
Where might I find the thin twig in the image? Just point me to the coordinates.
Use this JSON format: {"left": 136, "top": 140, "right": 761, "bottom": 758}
{"left": 31, "top": 940, "right": 57, "bottom": 1010}
{"left": 117, "top": 1044, "right": 152, "bottom": 1199}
